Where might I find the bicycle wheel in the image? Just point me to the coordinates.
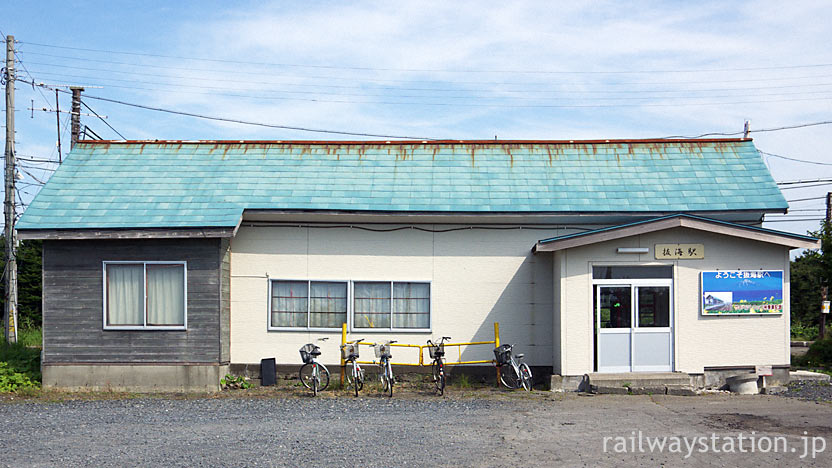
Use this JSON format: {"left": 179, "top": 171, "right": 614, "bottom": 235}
{"left": 519, "top": 363, "right": 533, "bottom": 392}
{"left": 385, "top": 360, "right": 394, "bottom": 397}
{"left": 499, "top": 362, "right": 520, "bottom": 389}
{"left": 349, "top": 362, "right": 361, "bottom": 397}
{"left": 432, "top": 360, "right": 445, "bottom": 395}
{"left": 299, "top": 363, "right": 313, "bottom": 389}
{"left": 356, "top": 364, "right": 364, "bottom": 391}
{"left": 317, "top": 363, "right": 330, "bottom": 391}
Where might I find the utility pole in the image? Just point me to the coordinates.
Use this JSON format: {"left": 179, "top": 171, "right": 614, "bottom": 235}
{"left": 55, "top": 88, "right": 62, "bottom": 163}
{"left": 822, "top": 192, "right": 831, "bottom": 340}
{"left": 3, "top": 35, "right": 18, "bottom": 344}
{"left": 70, "top": 86, "right": 83, "bottom": 148}
{"left": 743, "top": 120, "right": 750, "bottom": 138}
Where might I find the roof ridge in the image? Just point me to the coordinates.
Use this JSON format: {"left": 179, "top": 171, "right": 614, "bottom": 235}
{"left": 75, "top": 138, "right": 753, "bottom": 146}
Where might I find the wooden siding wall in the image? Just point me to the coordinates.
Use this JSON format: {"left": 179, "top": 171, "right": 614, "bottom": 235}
{"left": 42, "top": 238, "right": 223, "bottom": 364}
{"left": 220, "top": 238, "right": 231, "bottom": 363}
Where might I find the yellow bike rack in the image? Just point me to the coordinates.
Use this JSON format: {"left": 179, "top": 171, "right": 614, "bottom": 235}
{"left": 339, "top": 322, "right": 501, "bottom": 384}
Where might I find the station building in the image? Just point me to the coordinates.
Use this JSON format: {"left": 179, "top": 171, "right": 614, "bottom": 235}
{"left": 16, "top": 139, "right": 816, "bottom": 391}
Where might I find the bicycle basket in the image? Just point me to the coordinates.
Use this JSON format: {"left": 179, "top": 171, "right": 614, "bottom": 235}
{"left": 428, "top": 343, "right": 444, "bottom": 359}
{"left": 299, "top": 344, "right": 320, "bottom": 364}
{"left": 340, "top": 343, "right": 358, "bottom": 360}
{"left": 493, "top": 344, "right": 512, "bottom": 365}
{"left": 374, "top": 342, "right": 392, "bottom": 359}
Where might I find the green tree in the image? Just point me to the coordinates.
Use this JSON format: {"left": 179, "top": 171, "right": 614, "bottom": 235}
{"left": 791, "top": 220, "right": 832, "bottom": 332}
{"left": 791, "top": 249, "right": 822, "bottom": 327}
{"left": 0, "top": 238, "right": 42, "bottom": 330}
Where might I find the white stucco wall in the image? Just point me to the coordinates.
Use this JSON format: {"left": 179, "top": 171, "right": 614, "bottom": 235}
{"left": 555, "top": 227, "right": 791, "bottom": 376}
{"left": 230, "top": 224, "right": 558, "bottom": 366}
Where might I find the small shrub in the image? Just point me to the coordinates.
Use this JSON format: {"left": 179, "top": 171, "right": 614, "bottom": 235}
{"left": 0, "top": 341, "right": 41, "bottom": 393}
{"left": 220, "top": 374, "right": 252, "bottom": 390}
{"left": 456, "top": 373, "right": 472, "bottom": 389}
{"left": 791, "top": 322, "right": 819, "bottom": 341}
{"left": 802, "top": 338, "right": 832, "bottom": 368}
{"left": 0, "top": 362, "right": 37, "bottom": 392}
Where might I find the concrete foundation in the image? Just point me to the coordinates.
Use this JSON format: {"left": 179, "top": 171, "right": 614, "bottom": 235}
{"left": 550, "top": 367, "right": 790, "bottom": 394}
{"left": 42, "top": 364, "right": 229, "bottom": 392}
{"left": 703, "top": 366, "right": 790, "bottom": 390}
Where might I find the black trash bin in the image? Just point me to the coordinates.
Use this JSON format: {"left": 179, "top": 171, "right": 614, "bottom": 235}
{"left": 260, "top": 358, "right": 276, "bottom": 386}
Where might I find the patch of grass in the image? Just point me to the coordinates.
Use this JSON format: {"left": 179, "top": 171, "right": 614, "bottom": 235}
{"left": 455, "top": 373, "right": 473, "bottom": 389}
{"left": 0, "top": 341, "right": 41, "bottom": 393}
{"left": 17, "top": 328, "right": 42, "bottom": 348}
{"left": 791, "top": 322, "right": 819, "bottom": 341}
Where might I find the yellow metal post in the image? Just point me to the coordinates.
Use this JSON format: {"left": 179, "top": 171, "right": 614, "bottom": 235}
{"left": 494, "top": 322, "right": 501, "bottom": 387}
{"left": 340, "top": 323, "right": 347, "bottom": 385}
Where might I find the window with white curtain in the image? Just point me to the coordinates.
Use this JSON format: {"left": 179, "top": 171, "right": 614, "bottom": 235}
{"left": 270, "top": 280, "right": 347, "bottom": 330}
{"left": 354, "top": 281, "right": 430, "bottom": 330}
{"left": 104, "top": 262, "right": 186, "bottom": 330}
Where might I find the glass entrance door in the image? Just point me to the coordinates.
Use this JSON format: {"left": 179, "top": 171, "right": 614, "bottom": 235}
{"left": 596, "top": 282, "right": 672, "bottom": 373}
{"left": 632, "top": 286, "right": 672, "bottom": 372}
{"left": 597, "top": 286, "right": 632, "bottom": 373}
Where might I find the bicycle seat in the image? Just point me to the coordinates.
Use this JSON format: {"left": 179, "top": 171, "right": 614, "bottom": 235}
{"left": 311, "top": 349, "right": 322, "bottom": 356}
{"left": 516, "top": 354, "right": 524, "bottom": 359}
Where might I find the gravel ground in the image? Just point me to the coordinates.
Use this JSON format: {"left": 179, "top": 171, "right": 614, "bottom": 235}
{"left": 780, "top": 380, "right": 832, "bottom": 402}
{"left": 1, "top": 389, "right": 831, "bottom": 467}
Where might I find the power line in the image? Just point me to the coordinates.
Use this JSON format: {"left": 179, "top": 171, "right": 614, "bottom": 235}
{"left": 786, "top": 195, "right": 829, "bottom": 203}
{"left": 763, "top": 218, "right": 823, "bottom": 223}
{"left": 52, "top": 89, "right": 440, "bottom": 140}
{"left": 760, "top": 150, "right": 832, "bottom": 165}
{"left": 21, "top": 68, "right": 832, "bottom": 102}
{"left": 661, "top": 121, "right": 832, "bottom": 139}
{"left": 24, "top": 64, "right": 832, "bottom": 96}
{"left": 80, "top": 100, "right": 125, "bottom": 139}
{"left": 777, "top": 178, "right": 832, "bottom": 185}
{"left": 22, "top": 53, "right": 832, "bottom": 89}
{"left": 41, "top": 83, "right": 832, "bottom": 109}
{"left": 18, "top": 40, "right": 832, "bottom": 75}
{"left": 779, "top": 182, "right": 832, "bottom": 190}
{"left": 19, "top": 74, "right": 832, "bottom": 107}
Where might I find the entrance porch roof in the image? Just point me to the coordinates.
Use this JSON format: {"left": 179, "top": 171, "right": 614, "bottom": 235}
{"left": 532, "top": 213, "right": 819, "bottom": 253}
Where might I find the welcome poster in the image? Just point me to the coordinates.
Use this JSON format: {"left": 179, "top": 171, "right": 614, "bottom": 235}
{"left": 701, "top": 271, "right": 783, "bottom": 315}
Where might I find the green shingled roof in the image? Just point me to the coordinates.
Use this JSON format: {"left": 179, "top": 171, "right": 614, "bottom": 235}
{"left": 17, "top": 139, "right": 788, "bottom": 230}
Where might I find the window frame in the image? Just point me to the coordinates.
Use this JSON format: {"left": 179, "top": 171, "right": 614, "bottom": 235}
{"left": 102, "top": 261, "right": 188, "bottom": 331}
{"left": 351, "top": 280, "right": 432, "bottom": 333}
{"left": 267, "top": 279, "right": 350, "bottom": 332}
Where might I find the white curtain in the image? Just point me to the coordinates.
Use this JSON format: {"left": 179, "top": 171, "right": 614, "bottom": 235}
{"left": 272, "top": 281, "right": 308, "bottom": 327}
{"left": 354, "top": 282, "right": 391, "bottom": 328}
{"left": 147, "top": 265, "right": 185, "bottom": 326}
{"left": 310, "top": 282, "right": 347, "bottom": 328}
{"left": 393, "top": 282, "right": 430, "bottom": 328}
{"left": 106, "top": 264, "right": 143, "bottom": 326}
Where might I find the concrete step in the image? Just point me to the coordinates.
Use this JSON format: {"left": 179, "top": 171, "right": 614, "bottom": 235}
{"left": 587, "top": 372, "right": 692, "bottom": 388}
{"left": 790, "top": 370, "right": 831, "bottom": 382}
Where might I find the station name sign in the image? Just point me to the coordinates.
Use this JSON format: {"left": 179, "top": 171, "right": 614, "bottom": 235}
{"left": 655, "top": 244, "right": 704, "bottom": 259}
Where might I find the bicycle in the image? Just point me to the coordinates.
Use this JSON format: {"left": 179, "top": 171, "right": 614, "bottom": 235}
{"left": 299, "top": 338, "right": 330, "bottom": 396}
{"left": 493, "top": 343, "right": 533, "bottom": 391}
{"left": 427, "top": 336, "right": 451, "bottom": 396}
{"left": 341, "top": 339, "right": 365, "bottom": 397}
{"left": 374, "top": 340, "right": 397, "bottom": 397}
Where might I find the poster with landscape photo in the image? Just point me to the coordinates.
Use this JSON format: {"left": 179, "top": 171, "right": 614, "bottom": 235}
{"left": 701, "top": 270, "right": 783, "bottom": 315}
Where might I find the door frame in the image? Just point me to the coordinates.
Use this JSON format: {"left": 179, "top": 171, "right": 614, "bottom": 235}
{"left": 594, "top": 278, "right": 674, "bottom": 373}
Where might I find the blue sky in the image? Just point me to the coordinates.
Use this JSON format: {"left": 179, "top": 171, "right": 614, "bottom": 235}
{"left": 4, "top": 1, "right": 832, "bottom": 239}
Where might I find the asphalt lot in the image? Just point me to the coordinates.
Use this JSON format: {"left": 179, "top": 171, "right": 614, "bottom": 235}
{"left": 1, "top": 387, "right": 830, "bottom": 467}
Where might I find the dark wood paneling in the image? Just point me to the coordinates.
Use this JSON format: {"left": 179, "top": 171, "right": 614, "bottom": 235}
{"left": 42, "top": 238, "right": 223, "bottom": 364}
{"left": 219, "top": 238, "right": 231, "bottom": 363}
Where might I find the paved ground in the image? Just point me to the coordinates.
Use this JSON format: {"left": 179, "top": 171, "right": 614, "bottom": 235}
{"left": 1, "top": 387, "right": 830, "bottom": 467}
